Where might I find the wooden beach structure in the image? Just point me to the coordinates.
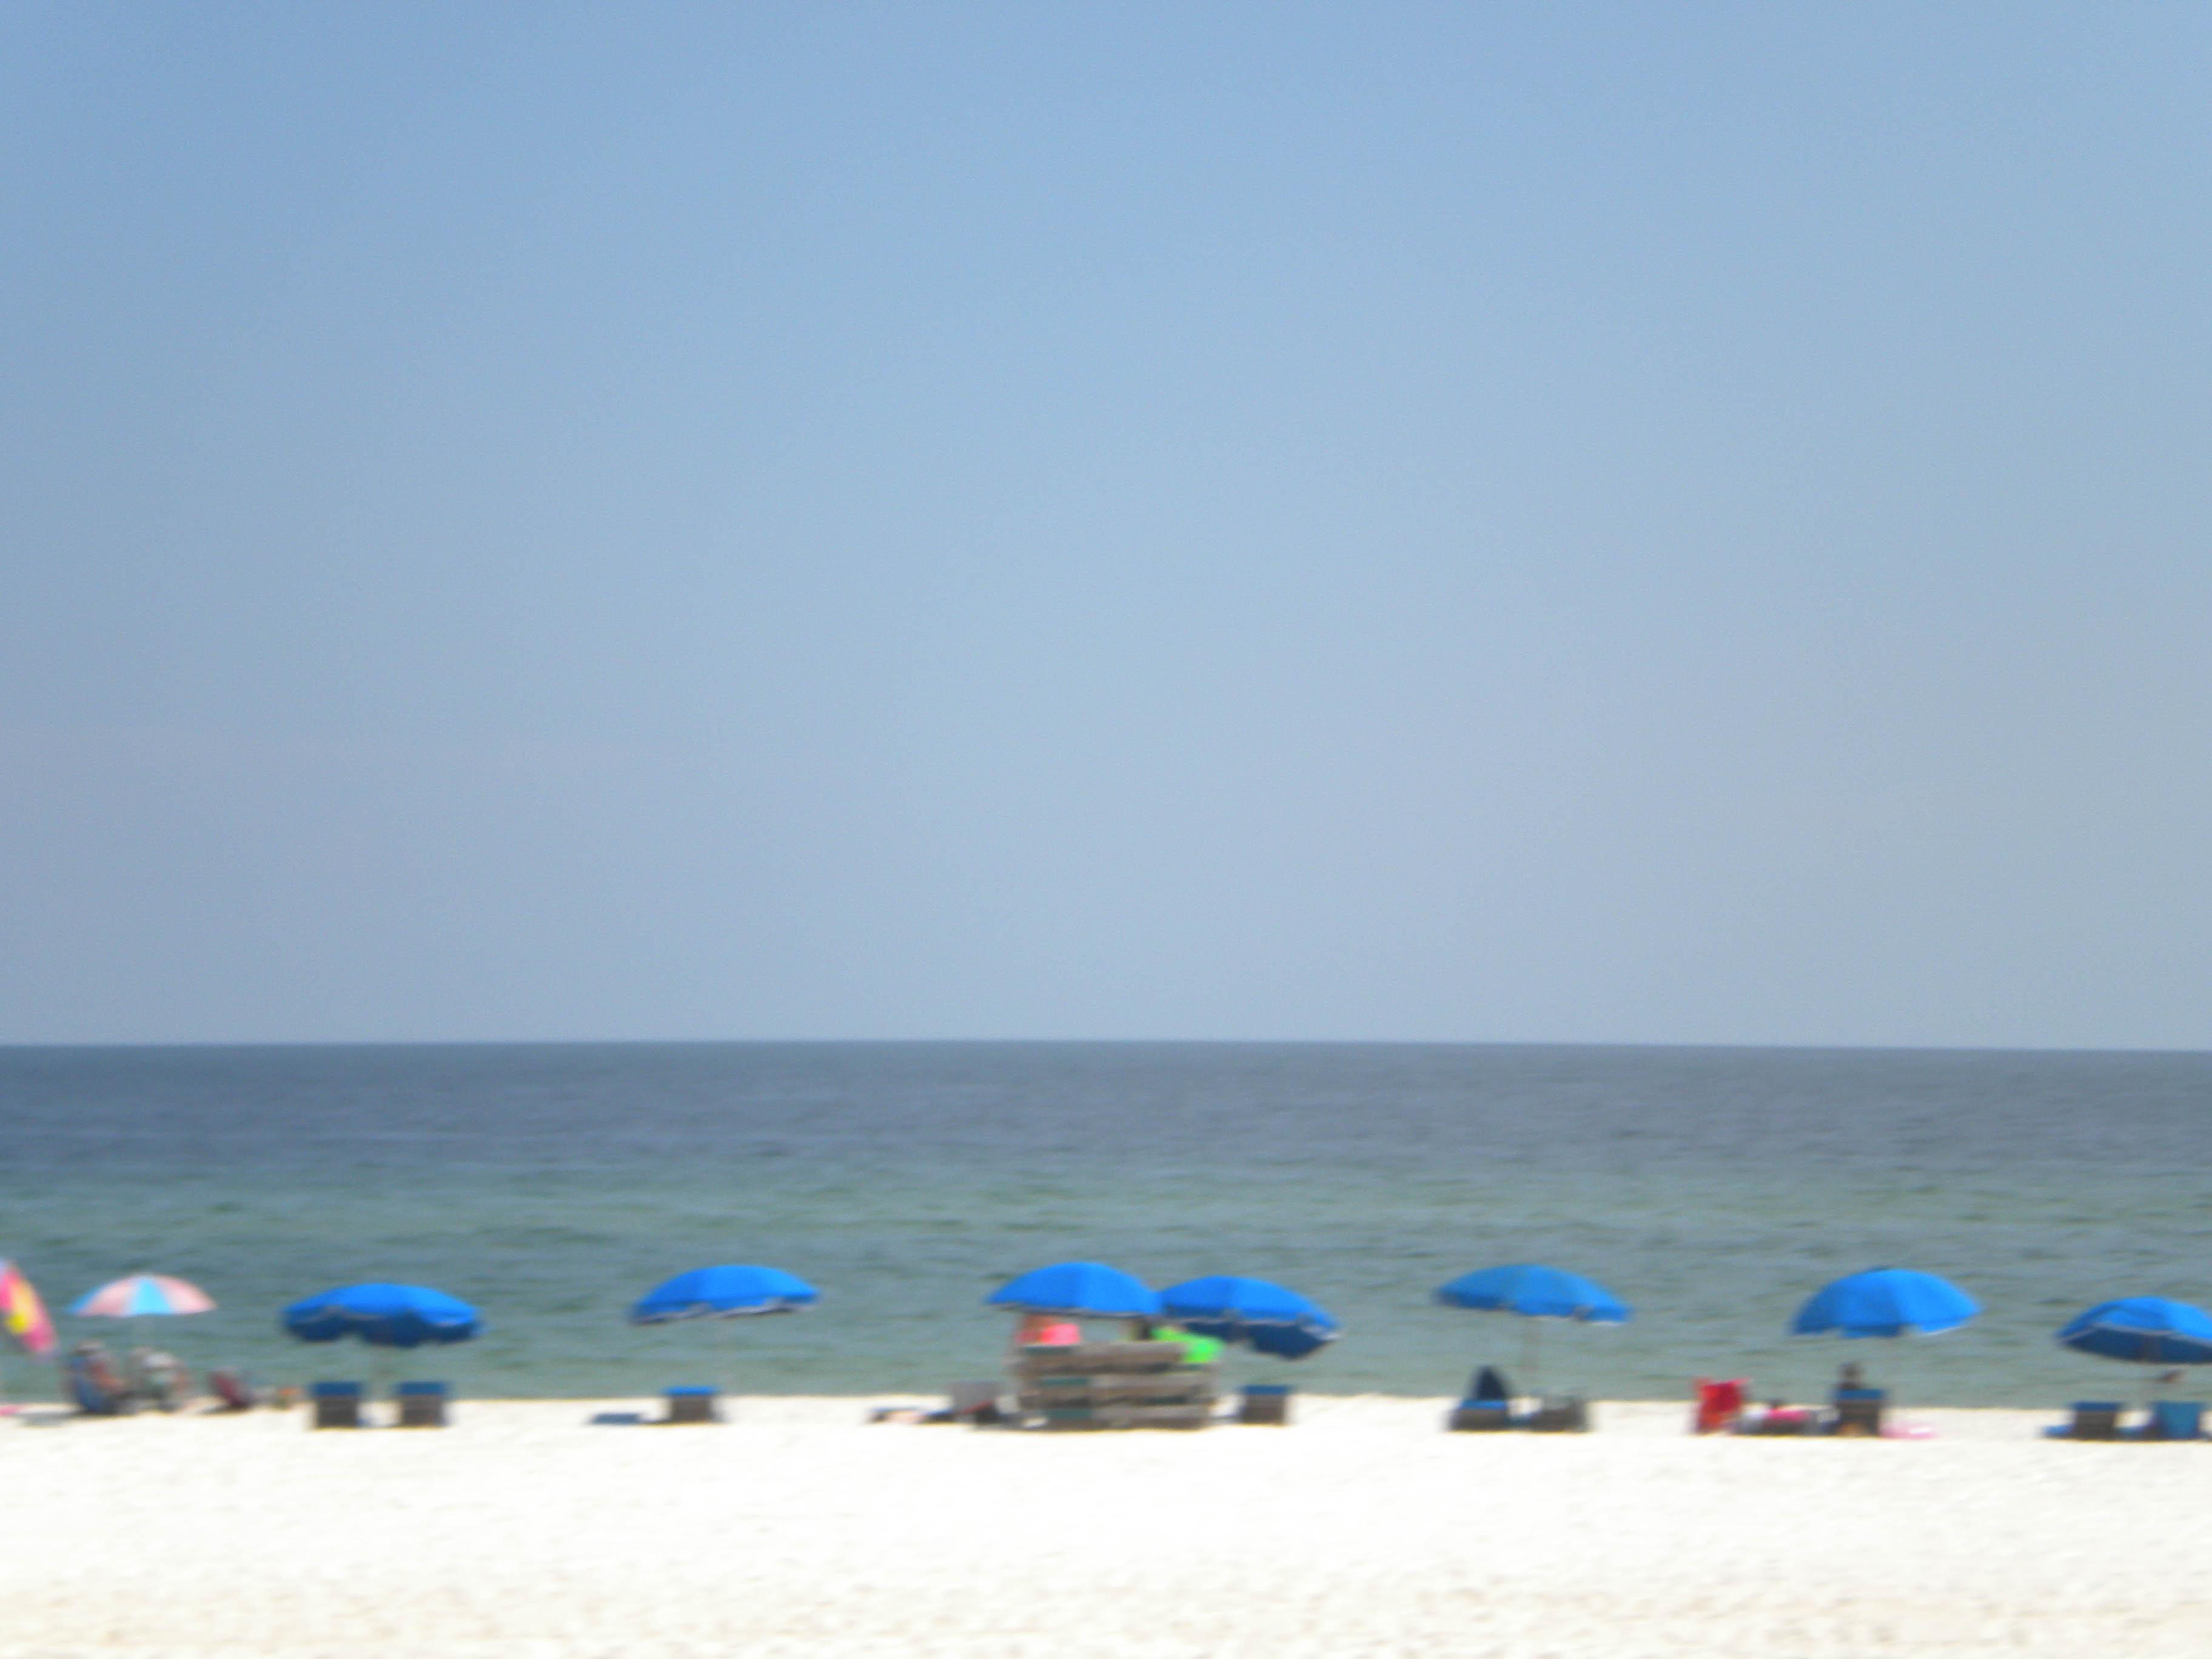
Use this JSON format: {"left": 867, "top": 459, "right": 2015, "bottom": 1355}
{"left": 1011, "top": 1340, "right": 1216, "bottom": 1430}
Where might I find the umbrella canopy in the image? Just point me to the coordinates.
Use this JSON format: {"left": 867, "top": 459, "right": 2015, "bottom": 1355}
{"left": 987, "top": 1261, "right": 1160, "bottom": 1320}
{"left": 2056, "top": 1297, "right": 2212, "bottom": 1367}
{"left": 1791, "top": 1268, "right": 1979, "bottom": 1338}
{"left": 282, "top": 1284, "right": 483, "bottom": 1349}
{"left": 631, "top": 1265, "right": 819, "bottom": 1324}
{"left": 70, "top": 1275, "right": 216, "bottom": 1319}
{"left": 1435, "top": 1264, "right": 1631, "bottom": 1323}
{"left": 1159, "top": 1275, "right": 1340, "bottom": 1360}
{"left": 0, "top": 1261, "right": 55, "bottom": 1359}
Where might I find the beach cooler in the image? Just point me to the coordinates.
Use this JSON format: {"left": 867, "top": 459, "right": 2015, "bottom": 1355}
{"left": 1830, "top": 1388, "right": 1886, "bottom": 1436}
{"left": 664, "top": 1386, "right": 721, "bottom": 1424}
{"left": 1239, "top": 1382, "right": 1292, "bottom": 1425}
{"left": 395, "top": 1381, "right": 449, "bottom": 1427}
{"left": 310, "top": 1380, "right": 364, "bottom": 1429}
{"left": 2147, "top": 1400, "right": 2205, "bottom": 1441}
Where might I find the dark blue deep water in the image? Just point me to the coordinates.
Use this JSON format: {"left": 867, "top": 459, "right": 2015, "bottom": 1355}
{"left": 2, "top": 1042, "right": 2207, "bottom": 1404}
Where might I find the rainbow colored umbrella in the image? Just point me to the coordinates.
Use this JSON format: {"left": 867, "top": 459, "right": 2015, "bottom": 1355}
{"left": 70, "top": 1275, "right": 216, "bottom": 1320}
{"left": 0, "top": 1261, "right": 56, "bottom": 1359}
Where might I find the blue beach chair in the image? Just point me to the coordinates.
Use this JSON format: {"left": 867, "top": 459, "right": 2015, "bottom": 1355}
{"left": 395, "top": 1380, "right": 450, "bottom": 1427}
{"left": 310, "top": 1379, "right": 364, "bottom": 1429}
{"left": 2147, "top": 1400, "right": 2205, "bottom": 1441}
{"left": 2045, "top": 1401, "right": 2123, "bottom": 1440}
{"left": 663, "top": 1385, "right": 721, "bottom": 1424}
{"left": 1830, "top": 1387, "right": 1886, "bottom": 1436}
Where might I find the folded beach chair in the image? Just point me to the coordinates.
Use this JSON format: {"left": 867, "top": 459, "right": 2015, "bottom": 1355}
{"left": 2145, "top": 1400, "right": 2205, "bottom": 1441}
{"left": 1830, "top": 1387, "right": 1886, "bottom": 1436}
{"left": 310, "top": 1380, "right": 364, "bottom": 1429}
{"left": 663, "top": 1385, "right": 720, "bottom": 1424}
{"left": 395, "top": 1381, "right": 449, "bottom": 1427}
{"left": 2046, "top": 1401, "right": 2122, "bottom": 1440}
{"left": 1692, "top": 1378, "right": 1747, "bottom": 1434}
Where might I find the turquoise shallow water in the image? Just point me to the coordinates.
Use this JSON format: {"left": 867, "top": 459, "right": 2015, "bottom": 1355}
{"left": 1, "top": 1042, "right": 2207, "bottom": 1405}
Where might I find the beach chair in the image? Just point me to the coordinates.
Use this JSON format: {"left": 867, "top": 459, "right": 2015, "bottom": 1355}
{"left": 1239, "top": 1382, "right": 1292, "bottom": 1425}
{"left": 1447, "top": 1399, "right": 1513, "bottom": 1431}
{"left": 1692, "top": 1378, "right": 1747, "bottom": 1434}
{"left": 1527, "top": 1395, "right": 1589, "bottom": 1433}
{"left": 663, "top": 1386, "right": 720, "bottom": 1424}
{"left": 395, "top": 1381, "right": 449, "bottom": 1427}
{"left": 2145, "top": 1400, "right": 2205, "bottom": 1441}
{"left": 207, "top": 1368, "right": 260, "bottom": 1412}
{"left": 2048, "top": 1401, "right": 2122, "bottom": 1440}
{"left": 310, "top": 1380, "right": 364, "bottom": 1429}
{"left": 1830, "top": 1387, "right": 1886, "bottom": 1436}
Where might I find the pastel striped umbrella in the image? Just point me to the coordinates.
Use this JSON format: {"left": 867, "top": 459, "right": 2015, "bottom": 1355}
{"left": 70, "top": 1275, "right": 216, "bottom": 1319}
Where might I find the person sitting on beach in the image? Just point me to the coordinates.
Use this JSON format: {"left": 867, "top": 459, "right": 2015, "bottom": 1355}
{"left": 1833, "top": 1361, "right": 1868, "bottom": 1400}
{"left": 1014, "top": 1313, "right": 1079, "bottom": 1349}
{"left": 1469, "top": 1364, "right": 1512, "bottom": 1405}
{"left": 129, "top": 1347, "right": 190, "bottom": 1412}
{"left": 68, "top": 1342, "right": 132, "bottom": 1415}
{"left": 1130, "top": 1318, "right": 1223, "bottom": 1366}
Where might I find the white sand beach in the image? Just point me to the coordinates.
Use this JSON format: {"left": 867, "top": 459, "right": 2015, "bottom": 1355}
{"left": 2, "top": 1395, "right": 2204, "bottom": 1657}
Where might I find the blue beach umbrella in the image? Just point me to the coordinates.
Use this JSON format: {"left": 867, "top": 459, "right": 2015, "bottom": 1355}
{"left": 987, "top": 1261, "right": 1160, "bottom": 1321}
{"left": 630, "top": 1265, "right": 819, "bottom": 1399}
{"left": 2056, "top": 1297, "right": 2212, "bottom": 1368}
{"left": 281, "top": 1283, "right": 483, "bottom": 1348}
{"left": 1159, "top": 1275, "right": 1341, "bottom": 1361}
{"left": 1436, "top": 1265, "right": 1631, "bottom": 1324}
{"left": 1791, "top": 1268, "right": 1979, "bottom": 1339}
{"left": 631, "top": 1265, "right": 819, "bottom": 1324}
{"left": 1435, "top": 1264, "right": 1631, "bottom": 1393}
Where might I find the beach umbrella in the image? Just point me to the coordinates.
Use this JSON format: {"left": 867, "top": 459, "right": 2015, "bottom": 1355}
{"left": 1159, "top": 1275, "right": 1340, "bottom": 1361}
{"left": 1790, "top": 1268, "right": 1979, "bottom": 1339}
{"left": 1790, "top": 1267, "right": 1977, "bottom": 1418}
{"left": 71, "top": 1275, "right": 216, "bottom": 1391}
{"left": 70, "top": 1275, "right": 216, "bottom": 1320}
{"left": 1435, "top": 1264, "right": 1630, "bottom": 1393}
{"left": 2056, "top": 1297, "right": 2212, "bottom": 1368}
{"left": 0, "top": 1260, "right": 55, "bottom": 1362}
{"left": 629, "top": 1266, "right": 818, "bottom": 1399}
{"left": 281, "top": 1283, "right": 483, "bottom": 1349}
{"left": 630, "top": 1265, "right": 819, "bottom": 1323}
{"left": 987, "top": 1261, "right": 1160, "bottom": 1321}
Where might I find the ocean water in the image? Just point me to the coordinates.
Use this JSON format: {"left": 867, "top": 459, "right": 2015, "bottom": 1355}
{"left": 1, "top": 1042, "right": 2207, "bottom": 1407}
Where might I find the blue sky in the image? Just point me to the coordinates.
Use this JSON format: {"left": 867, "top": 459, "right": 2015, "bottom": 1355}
{"left": 5, "top": 4, "right": 2209, "bottom": 1045}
